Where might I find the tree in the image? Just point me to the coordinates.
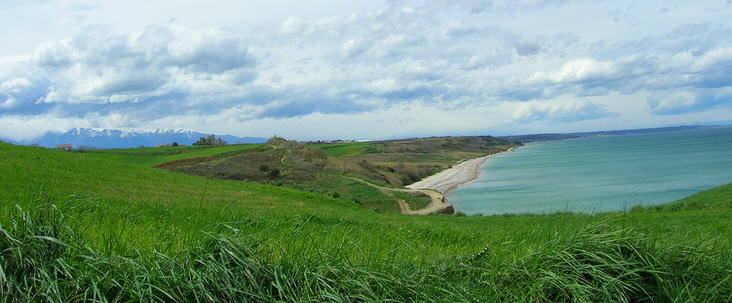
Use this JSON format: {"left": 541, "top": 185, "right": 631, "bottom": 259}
{"left": 172, "top": 142, "right": 179, "bottom": 146}
{"left": 193, "top": 135, "right": 227, "bottom": 146}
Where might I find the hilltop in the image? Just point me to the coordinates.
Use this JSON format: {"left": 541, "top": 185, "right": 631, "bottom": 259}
{"left": 0, "top": 140, "right": 730, "bottom": 302}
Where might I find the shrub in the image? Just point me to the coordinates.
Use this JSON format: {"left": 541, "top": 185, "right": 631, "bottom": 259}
{"left": 303, "top": 148, "right": 328, "bottom": 162}
{"left": 266, "top": 135, "right": 287, "bottom": 146}
{"left": 193, "top": 135, "right": 226, "bottom": 146}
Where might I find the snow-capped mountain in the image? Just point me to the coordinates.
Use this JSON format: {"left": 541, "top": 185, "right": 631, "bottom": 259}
{"left": 15, "top": 128, "right": 266, "bottom": 149}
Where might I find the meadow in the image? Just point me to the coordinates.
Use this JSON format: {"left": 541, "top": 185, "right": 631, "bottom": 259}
{"left": 0, "top": 141, "right": 730, "bottom": 302}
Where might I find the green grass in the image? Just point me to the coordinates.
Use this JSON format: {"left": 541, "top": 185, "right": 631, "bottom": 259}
{"left": 636, "top": 182, "right": 732, "bottom": 212}
{"left": 85, "top": 144, "right": 266, "bottom": 166}
{"left": 393, "top": 191, "right": 432, "bottom": 210}
{"left": 1, "top": 142, "right": 730, "bottom": 302}
{"left": 299, "top": 175, "right": 400, "bottom": 212}
{"left": 308, "top": 142, "right": 381, "bottom": 157}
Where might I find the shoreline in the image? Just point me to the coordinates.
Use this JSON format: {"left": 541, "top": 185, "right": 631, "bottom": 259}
{"left": 406, "top": 147, "right": 517, "bottom": 196}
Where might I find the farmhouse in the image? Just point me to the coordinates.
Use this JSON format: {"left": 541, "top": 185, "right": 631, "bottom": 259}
{"left": 56, "top": 144, "right": 72, "bottom": 151}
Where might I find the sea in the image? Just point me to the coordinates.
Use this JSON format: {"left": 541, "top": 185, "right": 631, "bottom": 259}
{"left": 448, "top": 127, "right": 732, "bottom": 215}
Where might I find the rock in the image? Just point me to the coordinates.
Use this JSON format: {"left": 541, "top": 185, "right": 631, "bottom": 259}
{"left": 438, "top": 205, "right": 455, "bottom": 215}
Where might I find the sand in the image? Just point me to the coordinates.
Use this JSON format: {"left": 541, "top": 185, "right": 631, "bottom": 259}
{"left": 406, "top": 148, "right": 514, "bottom": 194}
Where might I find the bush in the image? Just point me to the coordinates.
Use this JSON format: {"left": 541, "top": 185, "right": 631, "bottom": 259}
{"left": 303, "top": 148, "right": 328, "bottom": 162}
{"left": 193, "top": 135, "right": 226, "bottom": 146}
{"left": 266, "top": 135, "right": 287, "bottom": 146}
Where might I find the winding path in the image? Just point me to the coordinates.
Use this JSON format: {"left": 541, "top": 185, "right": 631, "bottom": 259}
{"left": 344, "top": 177, "right": 452, "bottom": 215}
{"left": 280, "top": 147, "right": 454, "bottom": 215}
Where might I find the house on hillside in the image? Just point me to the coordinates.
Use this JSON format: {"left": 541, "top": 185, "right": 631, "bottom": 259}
{"left": 56, "top": 144, "right": 72, "bottom": 151}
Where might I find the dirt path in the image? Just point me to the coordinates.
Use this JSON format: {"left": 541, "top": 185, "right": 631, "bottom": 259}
{"left": 344, "top": 177, "right": 452, "bottom": 215}
{"left": 279, "top": 151, "right": 453, "bottom": 215}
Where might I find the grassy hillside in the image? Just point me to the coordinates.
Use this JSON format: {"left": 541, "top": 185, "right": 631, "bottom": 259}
{"left": 155, "top": 136, "right": 517, "bottom": 213}
{"left": 1, "top": 142, "right": 730, "bottom": 302}
{"left": 308, "top": 141, "right": 381, "bottom": 157}
{"left": 83, "top": 143, "right": 267, "bottom": 166}
{"left": 637, "top": 182, "right": 732, "bottom": 212}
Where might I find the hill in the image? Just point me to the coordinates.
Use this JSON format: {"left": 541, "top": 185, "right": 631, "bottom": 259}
{"left": 0, "top": 141, "right": 730, "bottom": 302}
{"left": 154, "top": 136, "right": 516, "bottom": 213}
{"left": 11, "top": 127, "right": 266, "bottom": 149}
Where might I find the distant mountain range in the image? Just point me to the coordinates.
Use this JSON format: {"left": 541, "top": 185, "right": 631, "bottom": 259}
{"left": 500, "top": 125, "right": 728, "bottom": 143}
{"left": 4, "top": 128, "right": 266, "bottom": 149}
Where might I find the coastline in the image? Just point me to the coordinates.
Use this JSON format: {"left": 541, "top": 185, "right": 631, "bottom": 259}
{"left": 406, "top": 147, "right": 516, "bottom": 196}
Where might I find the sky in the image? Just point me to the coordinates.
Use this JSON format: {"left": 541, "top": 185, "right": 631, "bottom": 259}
{"left": 1, "top": 0, "right": 732, "bottom": 141}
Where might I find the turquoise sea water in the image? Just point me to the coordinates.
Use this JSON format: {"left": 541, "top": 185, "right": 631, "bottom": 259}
{"left": 449, "top": 127, "right": 732, "bottom": 215}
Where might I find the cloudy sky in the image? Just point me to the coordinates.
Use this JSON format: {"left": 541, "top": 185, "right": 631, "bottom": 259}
{"left": 1, "top": 0, "right": 731, "bottom": 141}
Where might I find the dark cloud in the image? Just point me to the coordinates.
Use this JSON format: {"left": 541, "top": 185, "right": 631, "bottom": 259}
{"left": 515, "top": 42, "right": 540, "bottom": 56}
{"left": 257, "top": 97, "right": 374, "bottom": 119}
{"left": 497, "top": 87, "right": 546, "bottom": 102}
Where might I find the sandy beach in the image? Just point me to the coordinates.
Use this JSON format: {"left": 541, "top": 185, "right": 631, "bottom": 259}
{"left": 406, "top": 148, "right": 514, "bottom": 194}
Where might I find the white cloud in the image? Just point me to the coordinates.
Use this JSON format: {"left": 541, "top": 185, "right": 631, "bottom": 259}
{"left": 0, "top": 77, "right": 49, "bottom": 110}
{"left": 280, "top": 16, "right": 306, "bottom": 34}
{"left": 647, "top": 88, "right": 732, "bottom": 115}
{"left": 32, "top": 40, "right": 74, "bottom": 69}
{"left": 647, "top": 91, "right": 699, "bottom": 115}
{"left": 511, "top": 100, "right": 617, "bottom": 123}
{"left": 341, "top": 38, "right": 369, "bottom": 58}
{"left": 24, "top": 24, "right": 257, "bottom": 108}
{"left": 1, "top": 0, "right": 732, "bottom": 140}
{"left": 543, "top": 58, "right": 614, "bottom": 83}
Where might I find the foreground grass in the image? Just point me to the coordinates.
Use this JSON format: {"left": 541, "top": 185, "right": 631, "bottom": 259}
{"left": 1, "top": 142, "right": 730, "bottom": 302}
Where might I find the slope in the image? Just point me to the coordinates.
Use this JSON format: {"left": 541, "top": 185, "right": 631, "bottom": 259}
{"left": 0, "top": 141, "right": 730, "bottom": 302}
